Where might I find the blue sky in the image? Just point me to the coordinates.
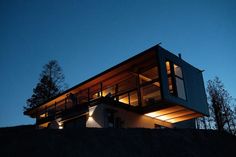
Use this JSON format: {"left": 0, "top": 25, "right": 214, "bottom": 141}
{"left": 0, "top": 0, "right": 235, "bottom": 127}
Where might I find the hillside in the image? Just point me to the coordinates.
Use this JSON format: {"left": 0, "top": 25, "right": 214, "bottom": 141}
{"left": 0, "top": 125, "right": 236, "bottom": 157}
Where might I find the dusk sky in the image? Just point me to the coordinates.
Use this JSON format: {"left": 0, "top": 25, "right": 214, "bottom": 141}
{"left": 0, "top": 0, "right": 236, "bottom": 127}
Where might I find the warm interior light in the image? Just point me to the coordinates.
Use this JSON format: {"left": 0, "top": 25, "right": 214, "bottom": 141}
{"left": 102, "top": 86, "right": 115, "bottom": 97}
{"left": 39, "top": 122, "right": 49, "bottom": 128}
{"left": 40, "top": 113, "right": 46, "bottom": 118}
{"left": 119, "top": 97, "right": 129, "bottom": 104}
{"left": 145, "top": 105, "right": 202, "bottom": 123}
{"left": 166, "top": 61, "right": 171, "bottom": 74}
{"left": 145, "top": 112, "right": 160, "bottom": 118}
{"left": 39, "top": 112, "right": 49, "bottom": 119}
{"left": 102, "top": 90, "right": 108, "bottom": 97}
{"left": 139, "top": 74, "right": 160, "bottom": 87}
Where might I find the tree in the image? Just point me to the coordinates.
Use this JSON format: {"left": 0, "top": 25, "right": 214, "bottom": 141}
{"left": 206, "top": 77, "right": 236, "bottom": 134}
{"left": 25, "top": 60, "right": 66, "bottom": 110}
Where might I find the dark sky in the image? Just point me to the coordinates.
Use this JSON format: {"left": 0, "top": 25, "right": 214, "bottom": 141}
{"left": 0, "top": 0, "right": 236, "bottom": 127}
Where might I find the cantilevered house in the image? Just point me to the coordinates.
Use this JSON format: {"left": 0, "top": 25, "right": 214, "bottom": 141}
{"left": 24, "top": 45, "right": 208, "bottom": 129}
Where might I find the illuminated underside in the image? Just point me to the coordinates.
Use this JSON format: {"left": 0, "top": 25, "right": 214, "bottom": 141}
{"left": 145, "top": 105, "right": 202, "bottom": 123}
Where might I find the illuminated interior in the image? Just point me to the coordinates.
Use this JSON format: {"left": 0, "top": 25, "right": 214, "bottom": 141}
{"left": 24, "top": 46, "right": 206, "bottom": 129}
{"left": 26, "top": 50, "right": 160, "bottom": 117}
{"left": 145, "top": 105, "right": 202, "bottom": 123}
{"left": 39, "top": 122, "right": 49, "bottom": 128}
{"left": 39, "top": 113, "right": 47, "bottom": 119}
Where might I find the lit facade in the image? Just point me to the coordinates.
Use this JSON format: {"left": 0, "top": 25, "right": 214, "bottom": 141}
{"left": 24, "top": 45, "right": 208, "bottom": 129}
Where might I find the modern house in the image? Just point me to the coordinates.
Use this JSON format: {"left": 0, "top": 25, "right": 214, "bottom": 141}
{"left": 24, "top": 44, "right": 209, "bottom": 129}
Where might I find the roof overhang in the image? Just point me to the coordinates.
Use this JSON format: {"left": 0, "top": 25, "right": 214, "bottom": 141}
{"left": 24, "top": 45, "right": 160, "bottom": 117}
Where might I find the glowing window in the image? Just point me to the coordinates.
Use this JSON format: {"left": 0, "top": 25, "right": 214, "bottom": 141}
{"left": 141, "top": 82, "right": 161, "bottom": 106}
{"left": 118, "top": 93, "right": 129, "bottom": 104}
{"left": 129, "top": 91, "right": 138, "bottom": 106}
{"left": 166, "top": 61, "right": 171, "bottom": 74}
{"left": 166, "top": 61, "right": 186, "bottom": 100}
{"left": 139, "top": 66, "right": 159, "bottom": 84}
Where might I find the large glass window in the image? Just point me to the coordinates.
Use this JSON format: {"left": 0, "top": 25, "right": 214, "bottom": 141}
{"left": 102, "top": 85, "right": 116, "bottom": 97}
{"left": 141, "top": 82, "right": 161, "bottom": 106}
{"left": 139, "top": 66, "right": 159, "bottom": 84}
{"left": 118, "top": 90, "right": 138, "bottom": 106}
{"left": 117, "top": 76, "right": 136, "bottom": 95}
{"left": 118, "top": 93, "right": 129, "bottom": 104}
{"left": 166, "top": 61, "right": 186, "bottom": 100}
{"left": 129, "top": 91, "right": 138, "bottom": 106}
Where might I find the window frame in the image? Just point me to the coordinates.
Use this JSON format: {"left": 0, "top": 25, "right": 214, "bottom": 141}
{"left": 165, "top": 60, "right": 187, "bottom": 101}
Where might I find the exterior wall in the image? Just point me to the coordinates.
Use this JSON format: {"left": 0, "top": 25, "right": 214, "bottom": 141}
{"left": 86, "top": 104, "right": 173, "bottom": 128}
{"left": 86, "top": 105, "right": 104, "bottom": 128}
{"left": 157, "top": 46, "right": 209, "bottom": 115}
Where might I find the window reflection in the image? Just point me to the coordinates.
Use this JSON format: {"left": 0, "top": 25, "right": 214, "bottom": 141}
{"left": 174, "top": 64, "right": 183, "bottom": 78}
{"left": 174, "top": 64, "right": 186, "bottom": 100}
{"left": 176, "top": 77, "right": 186, "bottom": 100}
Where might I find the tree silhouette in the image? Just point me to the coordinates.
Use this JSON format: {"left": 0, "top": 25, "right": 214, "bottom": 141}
{"left": 25, "top": 60, "right": 66, "bottom": 110}
{"left": 206, "top": 77, "right": 235, "bottom": 134}
{"left": 196, "top": 77, "right": 236, "bottom": 135}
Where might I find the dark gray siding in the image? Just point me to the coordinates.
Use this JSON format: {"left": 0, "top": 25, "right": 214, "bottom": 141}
{"left": 157, "top": 47, "right": 209, "bottom": 115}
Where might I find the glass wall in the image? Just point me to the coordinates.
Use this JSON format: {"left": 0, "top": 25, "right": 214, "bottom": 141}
{"left": 141, "top": 82, "right": 161, "bottom": 106}
{"left": 71, "top": 65, "right": 162, "bottom": 107}
{"left": 129, "top": 90, "right": 138, "bottom": 106}
{"left": 36, "top": 52, "right": 163, "bottom": 120}
{"left": 117, "top": 75, "right": 138, "bottom": 106}
{"left": 139, "top": 66, "right": 159, "bottom": 84}
{"left": 102, "top": 85, "right": 116, "bottom": 97}
{"left": 117, "top": 76, "right": 136, "bottom": 95}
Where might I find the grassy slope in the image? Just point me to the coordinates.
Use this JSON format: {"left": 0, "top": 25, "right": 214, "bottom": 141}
{"left": 0, "top": 125, "right": 236, "bottom": 157}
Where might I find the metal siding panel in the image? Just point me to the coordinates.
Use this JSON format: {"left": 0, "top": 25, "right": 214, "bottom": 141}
{"left": 159, "top": 47, "right": 208, "bottom": 115}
